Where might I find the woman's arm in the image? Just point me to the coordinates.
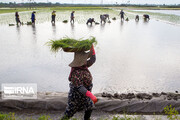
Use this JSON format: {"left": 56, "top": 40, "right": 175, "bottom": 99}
{"left": 86, "top": 45, "right": 96, "bottom": 67}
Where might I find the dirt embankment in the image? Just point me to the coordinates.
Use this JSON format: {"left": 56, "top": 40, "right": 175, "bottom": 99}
{"left": 0, "top": 92, "right": 180, "bottom": 114}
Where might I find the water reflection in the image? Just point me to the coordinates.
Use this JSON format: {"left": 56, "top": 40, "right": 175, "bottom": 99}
{"left": 31, "top": 24, "right": 37, "bottom": 43}
{"left": 16, "top": 25, "right": 21, "bottom": 41}
{"left": 51, "top": 23, "right": 56, "bottom": 36}
{"left": 120, "top": 20, "right": 124, "bottom": 31}
{"left": 0, "top": 18, "right": 180, "bottom": 93}
{"left": 70, "top": 23, "right": 75, "bottom": 36}
{"left": 100, "top": 23, "right": 105, "bottom": 31}
{"left": 143, "top": 19, "right": 150, "bottom": 25}
{"left": 86, "top": 24, "right": 95, "bottom": 32}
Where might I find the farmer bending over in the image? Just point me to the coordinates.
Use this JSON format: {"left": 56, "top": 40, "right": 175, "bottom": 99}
{"left": 86, "top": 18, "right": 95, "bottom": 25}
{"left": 143, "top": 14, "right": 150, "bottom": 21}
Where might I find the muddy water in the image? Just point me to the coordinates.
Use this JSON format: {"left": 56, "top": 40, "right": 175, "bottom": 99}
{"left": 0, "top": 11, "right": 180, "bottom": 93}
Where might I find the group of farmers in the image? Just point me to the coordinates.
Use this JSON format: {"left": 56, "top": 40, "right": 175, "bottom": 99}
{"left": 15, "top": 10, "right": 75, "bottom": 25}
{"left": 14, "top": 9, "right": 151, "bottom": 120}
{"left": 15, "top": 10, "right": 150, "bottom": 26}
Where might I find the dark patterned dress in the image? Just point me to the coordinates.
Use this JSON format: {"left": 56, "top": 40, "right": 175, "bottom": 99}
{"left": 63, "top": 55, "right": 96, "bottom": 119}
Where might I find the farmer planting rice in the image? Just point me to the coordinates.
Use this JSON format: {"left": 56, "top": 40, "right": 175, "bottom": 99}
{"left": 103, "top": 14, "right": 109, "bottom": 20}
{"left": 86, "top": 18, "right": 95, "bottom": 25}
{"left": 70, "top": 11, "right": 75, "bottom": 24}
{"left": 51, "top": 11, "right": 56, "bottom": 24}
{"left": 135, "top": 15, "right": 139, "bottom": 21}
{"left": 15, "top": 12, "right": 21, "bottom": 25}
{"left": 48, "top": 37, "right": 97, "bottom": 120}
{"left": 100, "top": 15, "right": 106, "bottom": 24}
{"left": 119, "top": 10, "right": 125, "bottom": 21}
{"left": 31, "top": 11, "right": 36, "bottom": 24}
{"left": 143, "top": 14, "right": 150, "bottom": 21}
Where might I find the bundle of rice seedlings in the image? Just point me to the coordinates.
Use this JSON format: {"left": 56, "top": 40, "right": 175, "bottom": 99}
{"left": 63, "top": 20, "right": 68, "bottom": 23}
{"left": 9, "top": 24, "right": 15, "bottom": 26}
{"left": 125, "top": 18, "right": 129, "bottom": 21}
{"left": 47, "top": 37, "right": 97, "bottom": 52}
{"left": 27, "top": 22, "right": 32, "bottom": 25}
{"left": 108, "top": 20, "right": 111, "bottom": 23}
{"left": 95, "top": 22, "right": 100, "bottom": 25}
{"left": 112, "top": 17, "right": 116, "bottom": 20}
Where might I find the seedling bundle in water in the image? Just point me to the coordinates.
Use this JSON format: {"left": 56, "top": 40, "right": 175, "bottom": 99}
{"left": 47, "top": 37, "right": 97, "bottom": 52}
{"left": 63, "top": 20, "right": 68, "bottom": 23}
{"left": 27, "top": 21, "right": 32, "bottom": 25}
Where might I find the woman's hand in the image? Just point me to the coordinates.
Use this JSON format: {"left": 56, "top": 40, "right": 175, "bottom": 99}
{"left": 90, "top": 44, "right": 95, "bottom": 55}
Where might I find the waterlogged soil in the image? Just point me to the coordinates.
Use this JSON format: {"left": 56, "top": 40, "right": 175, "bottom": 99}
{"left": 0, "top": 9, "right": 180, "bottom": 94}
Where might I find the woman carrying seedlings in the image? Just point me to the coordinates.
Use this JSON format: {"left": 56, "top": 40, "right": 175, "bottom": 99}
{"left": 62, "top": 45, "right": 97, "bottom": 120}
{"left": 15, "top": 12, "right": 21, "bottom": 25}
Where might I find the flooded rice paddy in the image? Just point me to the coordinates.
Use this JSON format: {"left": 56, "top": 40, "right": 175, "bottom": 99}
{"left": 0, "top": 9, "right": 180, "bottom": 93}
{"left": 129, "top": 9, "right": 180, "bottom": 25}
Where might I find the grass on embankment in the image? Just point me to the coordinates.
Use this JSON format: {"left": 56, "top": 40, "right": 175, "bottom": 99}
{"left": 0, "top": 105, "right": 179, "bottom": 120}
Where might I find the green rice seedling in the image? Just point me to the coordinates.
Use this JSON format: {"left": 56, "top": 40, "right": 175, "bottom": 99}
{"left": 47, "top": 37, "right": 97, "bottom": 53}
{"left": 125, "top": 18, "right": 129, "bottom": 21}
{"left": 95, "top": 22, "right": 100, "bottom": 24}
{"left": 63, "top": 20, "right": 68, "bottom": 23}
{"left": 9, "top": 24, "right": 15, "bottom": 26}
{"left": 0, "top": 113, "right": 9, "bottom": 120}
{"left": 27, "top": 21, "right": 32, "bottom": 25}
{"left": 112, "top": 17, "right": 116, "bottom": 20}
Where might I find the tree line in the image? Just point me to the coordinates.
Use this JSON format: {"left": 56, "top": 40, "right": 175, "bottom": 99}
{"left": 0, "top": 2, "right": 180, "bottom": 8}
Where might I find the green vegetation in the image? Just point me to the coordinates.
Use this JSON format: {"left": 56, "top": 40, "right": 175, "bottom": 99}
{"left": 9, "top": 23, "right": 15, "bottom": 26}
{"left": 62, "top": 20, "right": 68, "bottom": 23}
{"left": 112, "top": 17, "right": 116, "bottom": 20}
{"left": 38, "top": 115, "right": 52, "bottom": 120}
{"left": 0, "top": 108, "right": 180, "bottom": 120}
{"left": 27, "top": 21, "right": 32, "bottom": 25}
{"left": 164, "top": 105, "right": 180, "bottom": 120}
{"left": 47, "top": 37, "right": 97, "bottom": 52}
{"left": 0, "top": 8, "right": 34, "bottom": 14}
{"left": 0, "top": 6, "right": 180, "bottom": 14}
{"left": 0, "top": 112, "right": 15, "bottom": 120}
{"left": 0, "top": 7, "right": 110, "bottom": 14}
{"left": 49, "top": 6, "right": 108, "bottom": 11}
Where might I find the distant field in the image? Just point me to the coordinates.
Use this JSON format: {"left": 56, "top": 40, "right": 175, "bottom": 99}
{"left": 0, "top": 7, "right": 109, "bottom": 14}
{"left": 0, "top": 6, "right": 180, "bottom": 14}
{"left": 0, "top": 8, "right": 33, "bottom": 14}
{"left": 112, "top": 6, "right": 180, "bottom": 10}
